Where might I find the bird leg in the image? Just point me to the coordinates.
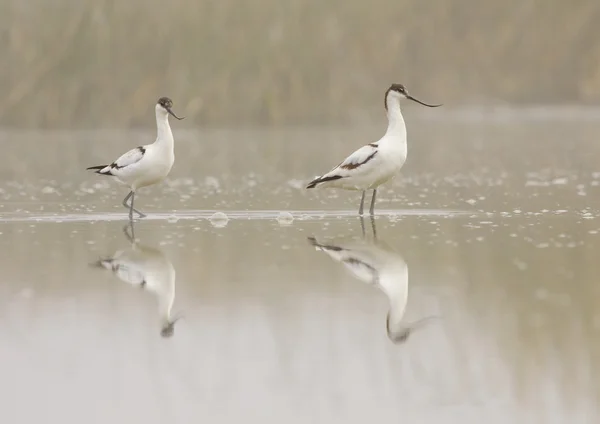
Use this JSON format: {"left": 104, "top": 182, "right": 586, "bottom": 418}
{"left": 369, "top": 189, "right": 377, "bottom": 215}
{"left": 360, "top": 215, "right": 366, "bottom": 238}
{"left": 123, "top": 221, "right": 136, "bottom": 244}
{"left": 122, "top": 191, "right": 133, "bottom": 220}
{"left": 370, "top": 215, "right": 378, "bottom": 241}
{"left": 358, "top": 191, "right": 366, "bottom": 215}
{"left": 122, "top": 191, "right": 146, "bottom": 220}
{"left": 359, "top": 215, "right": 378, "bottom": 241}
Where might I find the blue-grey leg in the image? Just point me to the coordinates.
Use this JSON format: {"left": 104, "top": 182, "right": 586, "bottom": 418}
{"left": 359, "top": 215, "right": 377, "bottom": 240}
{"left": 358, "top": 191, "right": 366, "bottom": 215}
{"left": 122, "top": 191, "right": 146, "bottom": 220}
{"left": 360, "top": 215, "right": 366, "bottom": 237}
{"left": 123, "top": 221, "right": 135, "bottom": 243}
{"left": 370, "top": 214, "right": 377, "bottom": 241}
{"left": 369, "top": 189, "right": 377, "bottom": 216}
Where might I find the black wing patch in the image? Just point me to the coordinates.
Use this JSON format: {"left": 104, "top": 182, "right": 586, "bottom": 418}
{"left": 339, "top": 150, "right": 377, "bottom": 170}
{"left": 86, "top": 146, "right": 146, "bottom": 175}
{"left": 111, "top": 146, "right": 146, "bottom": 170}
{"left": 307, "top": 237, "right": 344, "bottom": 251}
{"left": 306, "top": 174, "right": 343, "bottom": 189}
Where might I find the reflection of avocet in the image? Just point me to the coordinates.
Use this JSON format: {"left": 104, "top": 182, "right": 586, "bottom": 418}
{"left": 308, "top": 217, "right": 436, "bottom": 344}
{"left": 306, "top": 83, "right": 441, "bottom": 216}
{"left": 86, "top": 97, "right": 184, "bottom": 220}
{"left": 93, "top": 223, "right": 182, "bottom": 337}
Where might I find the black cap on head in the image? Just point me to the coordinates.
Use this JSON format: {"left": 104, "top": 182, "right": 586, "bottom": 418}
{"left": 161, "top": 322, "right": 176, "bottom": 338}
{"left": 157, "top": 97, "right": 173, "bottom": 109}
{"left": 384, "top": 84, "right": 407, "bottom": 109}
{"left": 160, "top": 314, "right": 183, "bottom": 338}
{"left": 389, "top": 83, "right": 407, "bottom": 94}
{"left": 156, "top": 97, "right": 184, "bottom": 120}
{"left": 384, "top": 83, "right": 442, "bottom": 109}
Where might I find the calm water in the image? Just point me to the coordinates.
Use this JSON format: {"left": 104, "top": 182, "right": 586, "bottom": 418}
{"left": 1, "top": 115, "right": 600, "bottom": 423}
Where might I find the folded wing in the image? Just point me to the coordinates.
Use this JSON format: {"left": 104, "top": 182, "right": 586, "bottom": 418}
{"left": 306, "top": 144, "right": 379, "bottom": 188}
{"left": 87, "top": 146, "right": 146, "bottom": 175}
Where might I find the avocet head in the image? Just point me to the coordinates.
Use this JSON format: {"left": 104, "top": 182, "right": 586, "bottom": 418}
{"left": 160, "top": 320, "right": 177, "bottom": 338}
{"left": 386, "top": 313, "right": 411, "bottom": 344}
{"left": 160, "top": 314, "right": 183, "bottom": 338}
{"left": 386, "top": 313, "right": 438, "bottom": 344}
{"left": 156, "top": 97, "right": 184, "bottom": 120}
{"left": 385, "top": 83, "right": 442, "bottom": 109}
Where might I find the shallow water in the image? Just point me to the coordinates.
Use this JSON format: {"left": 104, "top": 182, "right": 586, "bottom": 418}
{"left": 1, "top": 116, "right": 600, "bottom": 423}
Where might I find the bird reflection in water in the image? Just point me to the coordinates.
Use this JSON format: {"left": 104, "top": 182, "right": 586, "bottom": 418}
{"left": 93, "top": 222, "right": 182, "bottom": 338}
{"left": 308, "top": 216, "right": 437, "bottom": 344}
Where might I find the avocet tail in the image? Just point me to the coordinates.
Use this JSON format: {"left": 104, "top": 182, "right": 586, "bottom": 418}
{"left": 306, "top": 175, "right": 342, "bottom": 189}
{"left": 86, "top": 165, "right": 112, "bottom": 175}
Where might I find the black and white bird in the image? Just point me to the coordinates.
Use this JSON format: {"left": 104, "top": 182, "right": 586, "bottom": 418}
{"left": 306, "top": 84, "right": 441, "bottom": 215}
{"left": 93, "top": 224, "right": 181, "bottom": 338}
{"left": 308, "top": 219, "right": 436, "bottom": 344}
{"left": 87, "top": 97, "right": 184, "bottom": 220}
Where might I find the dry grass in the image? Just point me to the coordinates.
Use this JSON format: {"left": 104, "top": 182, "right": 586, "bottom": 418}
{"left": 1, "top": 0, "right": 599, "bottom": 128}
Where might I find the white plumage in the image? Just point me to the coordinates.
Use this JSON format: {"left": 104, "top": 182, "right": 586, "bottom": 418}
{"left": 87, "top": 97, "right": 184, "bottom": 220}
{"left": 306, "top": 83, "right": 441, "bottom": 215}
{"left": 308, "top": 218, "right": 436, "bottom": 344}
{"left": 105, "top": 147, "right": 146, "bottom": 174}
{"left": 94, "top": 224, "right": 180, "bottom": 338}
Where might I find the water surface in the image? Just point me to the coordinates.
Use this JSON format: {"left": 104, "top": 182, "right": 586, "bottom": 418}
{"left": 1, "top": 118, "right": 599, "bottom": 423}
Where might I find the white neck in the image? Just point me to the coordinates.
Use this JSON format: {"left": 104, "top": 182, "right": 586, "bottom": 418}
{"left": 157, "top": 266, "right": 176, "bottom": 322}
{"left": 156, "top": 281, "right": 175, "bottom": 327}
{"left": 385, "top": 96, "right": 407, "bottom": 138}
{"left": 387, "top": 292, "right": 409, "bottom": 330}
{"left": 155, "top": 110, "right": 174, "bottom": 149}
{"left": 379, "top": 266, "right": 409, "bottom": 329}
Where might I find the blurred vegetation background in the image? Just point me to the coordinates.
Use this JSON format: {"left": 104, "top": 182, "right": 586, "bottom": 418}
{"left": 1, "top": 0, "right": 599, "bottom": 128}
